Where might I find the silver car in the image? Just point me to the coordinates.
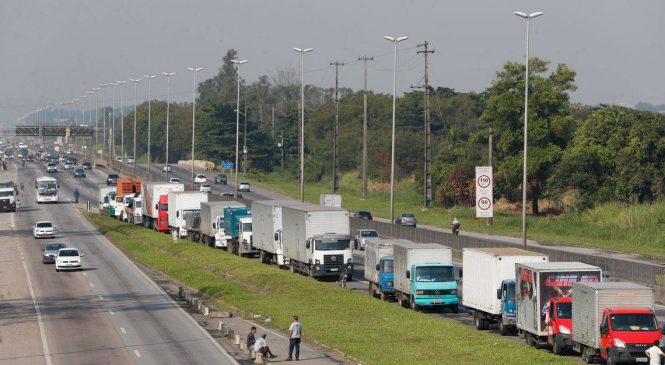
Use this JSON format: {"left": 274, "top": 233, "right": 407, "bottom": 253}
{"left": 42, "top": 242, "right": 66, "bottom": 264}
{"left": 395, "top": 213, "right": 417, "bottom": 227}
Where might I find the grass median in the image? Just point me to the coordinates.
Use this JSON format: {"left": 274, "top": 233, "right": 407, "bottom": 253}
{"left": 86, "top": 213, "right": 576, "bottom": 365}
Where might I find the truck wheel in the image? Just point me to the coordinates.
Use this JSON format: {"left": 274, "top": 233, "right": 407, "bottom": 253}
{"left": 581, "top": 347, "right": 594, "bottom": 364}
{"left": 450, "top": 305, "right": 459, "bottom": 314}
{"left": 380, "top": 292, "right": 387, "bottom": 301}
{"left": 552, "top": 337, "right": 562, "bottom": 355}
{"left": 499, "top": 321, "right": 509, "bottom": 336}
{"left": 410, "top": 297, "right": 420, "bottom": 311}
{"left": 606, "top": 353, "right": 616, "bottom": 365}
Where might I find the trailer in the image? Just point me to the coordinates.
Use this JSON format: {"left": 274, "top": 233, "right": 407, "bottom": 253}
{"left": 462, "top": 248, "right": 548, "bottom": 335}
{"left": 141, "top": 182, "right": 184, "bottom": 230}
{"left": 183, "top": 210, "right": 202, "bottom": 242}
{"left": 252, "top": 200, "right": 309, "bottom": 267}
{"left": 167, "top": 191, "right": 208, "bottom": 237}
{"left": 200, "top": 201, "right": 245, "bottom": 248}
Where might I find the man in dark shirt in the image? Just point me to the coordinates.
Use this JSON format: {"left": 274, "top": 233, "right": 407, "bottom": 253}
{"left": 247, "top": 326, "right": 257, "bottom": 349}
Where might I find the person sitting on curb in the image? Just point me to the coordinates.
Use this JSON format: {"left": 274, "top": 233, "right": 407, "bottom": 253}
{"left": 253, "top": 333, "right": 277, "bottom": 359}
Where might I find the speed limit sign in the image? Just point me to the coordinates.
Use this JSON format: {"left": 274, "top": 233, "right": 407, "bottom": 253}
{"left": 475, "top": 166, "right": 493, "bottom": 218}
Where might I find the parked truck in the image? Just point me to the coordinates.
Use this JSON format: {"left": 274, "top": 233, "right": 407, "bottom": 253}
{"left": 463, "top": 247, "right": 548, "bottom": 335}
{"left": 364, "top": 238, "right": 408, "bottom": 301}
{"left": 125, "top": 194, "right": 143, "bottom": 225}
{"left": 167, "top": 191, "right": 208, "bottom": 238}
{"left": 571, "top": 282, "right": 662, "bottom": 364}
{"left": 516, "top": 262, "right": 602, "bottom": 348}
{"left": 223, "top": 207, "right": 255, "bottom": 256}
{"left": 281, "top": 205, "right": 352, "bottom": 279}
{"left": 98, "top": 186, "right": 116, "bottom": 214}
{"left": 200, "top": 201, "right": 244, "bottom": 248}
{"left": 393, "top": 242, "right": 458, "bottom": 312}
{"left": 183, "top": 210, "right": 202, "bottom": 242}
{"left": 0, "top": 180, "right": 17, "bottom": 212}
{"left": 141, "top": 182, "right": 184, "bottom": 231}
{"left": 252, "top": 200, "right": 308, "bottom": 267}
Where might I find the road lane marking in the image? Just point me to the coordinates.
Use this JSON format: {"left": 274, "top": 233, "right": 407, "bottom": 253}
{"left": 98, "top": 295, "right": 104, "bottom": 300}
{"left": 89, "top": 282, "right": 94, "bottom": 288}
{"left": 109, "top": 310, "right": 115, "bottom": 315}
{"left": 21, "top": 260, "right": 53, "bottom": 365}
{"left": 82, "top": 272, "right": 87, "bottom": 276}
{"left": 120, "top": 327, "right": 127, "bottom": 334}
{"left": 133, "top": 350, "right": 142, "bottom": 358}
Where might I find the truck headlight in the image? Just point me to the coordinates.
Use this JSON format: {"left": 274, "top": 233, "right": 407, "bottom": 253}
{"left": 386, "top": 281, "right": 393, "bottom": 287}
{"left": 613, "top": 338, "right": 626, "bottom": 348}
{"left": 315, "top": 259, "right": 320, "bottom": 264}
{"left": 558, "top": 325, "right": 571, "bottom": 335}
{"left": 415, "top": 290, "right": 423, "bottom": 295}
{"left": 347, "top": 258, "right": 352, "bottom": 263}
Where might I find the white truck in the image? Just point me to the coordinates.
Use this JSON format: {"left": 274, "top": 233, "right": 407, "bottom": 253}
{"left": 252, "top": 200, "right": 309, "bottom": 267}
{"left": 97, "top": 186, "right": 115, "bottom": 213}
{"left": 462, "top": 248, "right": 548, "bottom": 335}
{"left": 364, "top": 238, "right": 408, "bottom": 300}
{"left": 125, "top": 195, "right": 143, "bottom": 225}
{"left": 0, "top": 181, "right": 17, "bottom": 212}
{"left": 200, "top": 200, "right": 244, "bottom": 248}
{"left": 167, "top": 191, "right": 208, "bottom": 238}
{"left": 393, "top": 242, "right": 458, "bottom": 312}
{"left": 141, "top": 181, "right": 184, "bottom": 230}
{"left": 281, "top": 205, "right": 352, "bottom": 279}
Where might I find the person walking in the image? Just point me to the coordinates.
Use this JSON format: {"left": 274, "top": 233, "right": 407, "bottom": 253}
{"left": 74, "top": 188, "right": 80, "bottom": 204}
{"left": 253, "top": 333, "right": 277, "bottom": 359}
{"left": 247, "top": 326, "right": 257, "bottom": 350}
{"left": 15, "top": 198, "right": 21, "bottom": 216}
{"left": 286, "top": 315, "right": 302, "bottom": 361}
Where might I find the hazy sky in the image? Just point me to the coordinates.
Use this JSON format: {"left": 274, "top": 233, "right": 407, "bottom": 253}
{"left": 1, "top": 0, "right": 664, "bottom": 123}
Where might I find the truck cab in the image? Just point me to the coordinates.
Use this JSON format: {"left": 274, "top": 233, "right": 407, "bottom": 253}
{"left": 211, "top": 215, "right": 226, "bottom": 247}
{"left": 305, "top": 234, "right": 353, "bottom": 279}
{"left": 155, "top": 195, "right": 169, "bottom": 231}
{"left": 599, "top": 308, "right": 662, "bottom": 364}
{"left": 408, "top": 263, "right": 458, "bottom": 312}
{"left": 546, "top": 297, "right": 573, "bottom": 354}
{"left": 498, "top": 279, "right": 517, "bottom": 331}
{"left": 224, "top": 207, "right": 256, "bottom": 256}
{"left": 126, "top": 195, "right": 143, "bottom": 225}
{"left": 377, "top": 256, "right": 394, "bottom": 298}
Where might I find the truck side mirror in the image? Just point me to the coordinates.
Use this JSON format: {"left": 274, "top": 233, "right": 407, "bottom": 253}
{"left": 497, "top": 289, "right": 502, "bottom": 300}
{"left": 305, "top": 241, "right": 310, "bottom": 249}
{"left": 274, "top": 232, "right": 279, "bottom": 241}
{"left": 406, "top": 270, "right": 410, "bottom": 279}
{"left": 458, "top": 269, "right": 463, "bottom": 278}
{"left": 212, "top": 222, "right": 216, "bottom": 229}
{"left": 176, "top": 211, "right": 179, "bottom": 218}
{"left": 376, "top": 264, "right": 380, "bottom": 271}
{"left": 155, "top": 203, "right": 159, "bottom": 210}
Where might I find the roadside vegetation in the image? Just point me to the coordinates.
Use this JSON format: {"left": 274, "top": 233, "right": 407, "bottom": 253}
{"left": 246, "top": 172, "right": 665, "bottom": 260}
{"left": 87, "top": 213, "right": 576, "bottom": 365}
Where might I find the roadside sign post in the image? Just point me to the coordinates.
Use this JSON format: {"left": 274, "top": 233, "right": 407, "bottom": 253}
{"left": 475, "top": 166, "right": 493, "bottom": 223}
{"left": 221, "top": 161, "right": 233, "bottom": 174}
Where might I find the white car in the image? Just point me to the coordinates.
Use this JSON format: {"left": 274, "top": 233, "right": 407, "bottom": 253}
{"left": 114, "top": 156, "right": 123, "bottom": 163}
{"left": 34, "top": 221, "right": 56, "bottom": 239}
{"left": 126, "top": 156, "right": 135, "bottom": 164}
{"left": 46, "top": 163, "right": 58, "bottom": 173}
{"left": 238, "top": 182, "right": 251, "bottom": 192}
{"left": 354, "top": 229, "right": 379, "bottom": 250}
{"left": 199, "top": 183, "right": 212, "bottom": 193}
{"left": 194, "top": 174, "right": 207, "bottom": 184}
{"left": 55, "top": 248, "right": 83, "bottom": 272}
{"left": 162, "top": 164, "right": 172, "bottom": 172}
{"left": 169, "top": 177, "right": 181, "bottom": 183}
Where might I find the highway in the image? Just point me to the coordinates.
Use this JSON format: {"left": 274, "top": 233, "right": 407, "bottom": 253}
{"left": 0, "top": 159, "right": 237, "bottom": 365}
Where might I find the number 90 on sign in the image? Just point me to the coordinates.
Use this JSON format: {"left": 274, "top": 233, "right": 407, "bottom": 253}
{"left": 477, "top": 197, "right": 492, "bottom": 211}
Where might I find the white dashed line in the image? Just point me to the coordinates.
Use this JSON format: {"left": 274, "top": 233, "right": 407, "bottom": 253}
{"left": 82, "top": 272, "right": 87, "bottom": 276}
{"left": 21, "top": 261, "right": 53, "bottom": 365}
{"left": 98, "top": 295, "right": 104, "bottom": 300}
{"left": 133, "top": 350, "right": 142, "bottom": 358}
{"left": 120, "top": 327, "right": 127, "bottom": 334}
{"left": 88, "top": 282, "right": 94, "bottom": 288}
{"left": 108, "top": 310, "right": 115, "bottom": 315}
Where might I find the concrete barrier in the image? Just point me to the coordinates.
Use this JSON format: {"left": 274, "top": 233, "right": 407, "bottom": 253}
{"left": 254, "top": 352, "right": 264, "bottom": 364}
{"left": 178, "top": 286, "right": 186, "bottom": 299}
{"left": 209, "top": 310, "right": 232, "bottom": 318}
{"left": 234, "top": 334, "right": 240, "bottom": 345}
{"left": 202, "top": 305, "right": 209, "bottom": 316}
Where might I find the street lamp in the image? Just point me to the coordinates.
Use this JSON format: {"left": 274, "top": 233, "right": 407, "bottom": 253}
{"left": 144, "top": 75, "right": 156, "bottom": 180}
{"left": 384, "top": 35, "right": 408, "bottom": 225}
{"left": 162, "top": 72, "right": 176, "bottom": 181}
{"left": 99, "top": 83, "right": 109, "bottom": 160}
{"left": 130, "top": 78, "right": 142, "bottom": 168}
{"left": 231, "top": 59, "right": 247, "bottom": 198}
{"left": 92, "top": 88, "right": 101, "bottom": 157}
{"left": 514, "top": 10, "right": 543, "bottom": 249}
{"left": 117, "top": 80, "right": 127, "bottom": 161}
{"left": 293, "top": 47, "right": 313, "bottom": 202}
{"left": 110, "top": 82, "right": 119, "bottom": 159}
{"left": 187, "top": 67, "right": 203, "bottom": 190}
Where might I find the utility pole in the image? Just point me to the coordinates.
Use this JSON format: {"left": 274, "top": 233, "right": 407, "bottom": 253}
{"left": 330, "top": 61, "right": 344, "bottom": 194}
{"left": 358, "top": 55, "right": 373, "bottom": 200}
{"left": 271, "top": 105, "right": 275, "bottom": 143}
{"left": 417, "top": 41, "right": 434, "bottom": 209}
{"left": 488, "top": 126, "right": 493, "bottom": 226}
{"left": 243, "top": 101, "right": 248, "bottom": 174}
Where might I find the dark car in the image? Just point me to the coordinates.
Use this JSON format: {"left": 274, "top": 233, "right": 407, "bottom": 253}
{"left": 107, "top": 173, "right": 119, "bottom": 186}
{"left": 42, "top": 242, "right": 66, "bottom": 264}
{"left": 26, "top": 155, "right": 34, "bottom": 162}
{"left": 355, "top": 211, "right": 373, "bottom": 220}
{"left": 82, "top": 162, "right": 92, "bottom": 170}
{"left": 74, "top": 168, "right": 86, "bottom": 178}
{"left": 214, "top": 174, "right": 227, "bottom": 185}
{"left": 395, "top": 213, "right": 417, "bottom": 227}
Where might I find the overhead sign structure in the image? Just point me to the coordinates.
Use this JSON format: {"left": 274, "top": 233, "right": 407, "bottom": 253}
{"left": 475, "top": 166, "right": 493, "bottom": 218}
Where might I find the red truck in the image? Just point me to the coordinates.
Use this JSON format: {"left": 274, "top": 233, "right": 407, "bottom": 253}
{"left": 546, "top": 297, "right": 573, "bottom": 355}
{"left": 140, "top": 181, "right": 184, "bottom": 232}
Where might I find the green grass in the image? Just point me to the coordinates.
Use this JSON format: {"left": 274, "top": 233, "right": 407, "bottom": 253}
{"left": 86, "top": 213, "right": 576, "bottom": 365}
{"left": 245, "top": 172, "right": 665, "bottom": 260}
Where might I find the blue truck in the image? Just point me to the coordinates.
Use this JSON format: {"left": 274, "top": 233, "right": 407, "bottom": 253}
{"left": 364, "top": 238, "right": 413, "bottom": 301}
{"left": 393, "top": 242, "right": 459, "bottom": 312}
{"left": 222, "top": 207, "right": 256, "bottom": 256}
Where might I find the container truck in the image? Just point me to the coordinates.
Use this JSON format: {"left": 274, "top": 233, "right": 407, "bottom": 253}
{"left": 252, "top": 200, "right": 309, "bottom": 267}
{"left": 462, "top": 247, "right": 548, "bottom": 335}
{"left": 364, "top": 238, "right": 408, "bottom": 301}
{"left": 200, "top": 201, "right": 244, "bottom": 248}
{"left": 167, "top": 191, "right": 208, "bottom": 238}
{"left": 571, "top": 282, "right": 662, "bottom": 364}
{"left": 281, "top": 205, "right": 352, "bottom": 279}
{"left": 223, "top": 207, "right": 255, "bottom": 256}
{"left": 516, "top": 262, "right": 602, "bottom": 348}
{"left": 141, "top": 182, "right": 184, "bottom": 231}
{"left": 97, "top": 186, "right": 116, "bottom": 214}
{"left": 125, "top": 194, "right": 143, "bottom": 225}
{"left": 183, "top": 210, "right": 202, "bottom": 242}
{"left": 393, "top": 242, "right": 458, "bottom": 312}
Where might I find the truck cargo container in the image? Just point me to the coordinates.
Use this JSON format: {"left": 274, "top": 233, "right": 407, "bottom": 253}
{"left": 223, "top": 207, "right": 255, "bottom": 256}
{"left": 252, "top": 200, "right": 309, "bottom": 267}
{"left": 393, "top": 242, "right": 458, "bottom": 312}
{"left": 115, "top": 178, "right": 142, "bottom": 200}
{"left": 200, "top": 201, "right": 244, "bottom": 248}
{"left": 141, "top": 182, "right": 184, "bottom": 231}
{"left": 462, "top": 248, "right": 548, "bottom": 335}
{"left": 167, "top": 191, "right": 208, "bottom": 237}
{"left": 571, "top": 282, "right": 661, "bottom": 364}
{"left": 97, "top": 186, "right": 116, "bottom": 214}
{"left": 364, "top": 238, "right": 407, "bottom": 301}
{"left": 516, "top": 262, "right": 602, "bottom": 347}
{"left": 183, "top": 210, "right": 202, "bottom": 242}
{"left": 281, "top": 205, "right": 352, "bottom": 279}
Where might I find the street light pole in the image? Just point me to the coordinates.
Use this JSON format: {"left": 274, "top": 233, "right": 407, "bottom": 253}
{"left": 187, "top": 67, "right": 203, "bottom": 190}
{"left": 514, "top": 10, "right": 543, "bottom": 249}
{"left": 93, "top": 88, "right": 101, "bottom": 157}
{"left": 130, "top": 78, "right": 142, "bottom": 169}
{"left": 99, "top": 83, "right": 109, "bottom": 161}
{"left": 117, "top": 80, "right": 127, "bottom": 162}
{"left": 144, "top": 75, "right": 156, "bottom": 180}
{"left": 162, "top": 72, "right": 176, "bottom": 181}
{"left": 231, "top": 59, "right": 247, "bottom": 198}
{"left": 384, "top": 35, "right": 408, "bottom": 225}
{"left": 293, "top": 47, "right": 313, "bottom": 202}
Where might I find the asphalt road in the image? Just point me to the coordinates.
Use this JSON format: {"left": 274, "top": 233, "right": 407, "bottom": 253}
{"left": 0, "top": 159, "right": 237, "bottom": 365}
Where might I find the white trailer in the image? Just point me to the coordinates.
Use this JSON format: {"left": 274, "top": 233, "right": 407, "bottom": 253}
{"left": 281, "top": 205, "right": 352, "bottom": 278}
{"left": 319, "top": 193, "right": 342, "bottom": 208}
{"left": 462, "top": 248, "right": 548, "bottom": 334}
{"left": 167, "top": 191, "right": 208, "bottom": 237}
{"left": 252, "top": 200, "right": 309, "bottom": 267}
{"left": 141, "top": 182, "right": 184, "bottom": 228}
{"left": 200, "top": 201, "right": 245, "bottom": 248}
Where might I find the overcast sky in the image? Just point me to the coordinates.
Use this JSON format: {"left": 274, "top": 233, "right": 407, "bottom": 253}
{"left": 1, "top": 0, "right": 664, "bottom": 123}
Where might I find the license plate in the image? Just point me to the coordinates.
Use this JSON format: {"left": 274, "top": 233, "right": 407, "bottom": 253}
{"left": 636, "top": 358, "right": 648, "bottom": 363}
{"left": 433, "top": 300, "right": 442, "bottom": 304}
{"left": 330, "top": 268, "right": 338, "bottom": 272}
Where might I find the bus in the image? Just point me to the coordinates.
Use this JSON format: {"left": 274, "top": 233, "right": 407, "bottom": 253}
{"left": 35, "top": 176, "right": 59, "bottom": 203}
{"left": 17, "top": 144, "right": 28, "bottom": 158}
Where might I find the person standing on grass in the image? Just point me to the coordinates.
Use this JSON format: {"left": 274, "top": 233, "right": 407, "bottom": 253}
{"left": 247, "top": 326, "right": 257, "bottom": 349}
{"left": 286, "top": 315, "right": 302, "bottom": 361}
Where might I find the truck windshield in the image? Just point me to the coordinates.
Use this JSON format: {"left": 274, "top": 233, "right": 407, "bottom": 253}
{"left": 315, "top": 239, "right": 350, "bottom": 251}
{"left": 610, "top": 314, "right": 657, "bottom": 331}
{"left": 160, "top": 204, "right": 168, "bottom": 211}
{"left": 381, "top": 259, "right": 394, "bottom": 273}
{"left": 361, "top": 230, "right": 378, "bottom": 237}
{"left": 415, "top": 266, "right": 454, "bottom": 282}
{"left": 135, "top": 200, "right": 142, "bottom": 208}
{"left": 0, "top": 191, "right": 14, "bottom": 197}
{"left": 242, "top": 222, "right": 252, "bottom": 232}
{"left": 556, "top": 302, "right": 572, "bottom": 319}
{"left": 506, "top": 283, "right": 516, "bottom": 300}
